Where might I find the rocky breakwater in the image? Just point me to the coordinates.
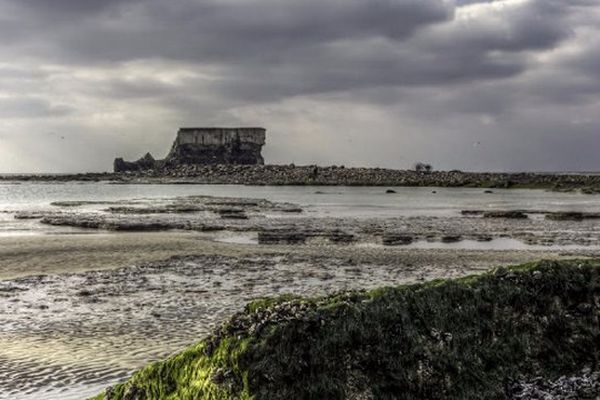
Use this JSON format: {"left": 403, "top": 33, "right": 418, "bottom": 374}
{"left": 93, "top": 259, "right": 600, "bottom": 400}
{"left": 112, "top": 164, "right": 600, "bottom": 190}
{"left": 5, "top": 164, "right": 600, "bottom": 190}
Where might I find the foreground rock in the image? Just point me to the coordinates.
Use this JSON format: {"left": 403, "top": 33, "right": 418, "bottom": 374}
{"left": 92, "top": 259, "right": 600, "bottom": 400}
{"left": 509, "top": 368, "right": 600, "bottom": 399}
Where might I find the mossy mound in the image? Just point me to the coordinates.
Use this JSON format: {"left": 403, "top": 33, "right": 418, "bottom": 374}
{"left": 93, "top": 260, "right": 600, "bottom": 400}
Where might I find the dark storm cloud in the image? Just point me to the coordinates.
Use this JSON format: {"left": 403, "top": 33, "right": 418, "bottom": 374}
{"left": 0, "top": 0, "right": 599, "bottom": 172}
{"left": 8, "top": 0, "right": 452, "bottom": 56}
{"left": 0, "top": 0, "right": 587, "bottom": 98}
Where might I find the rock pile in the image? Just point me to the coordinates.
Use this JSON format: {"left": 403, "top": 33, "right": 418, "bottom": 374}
{"left": 6, "top": 165, "right": 600, "bottom": 191}
{"left": 257, "top": 229, "right": 355, "bottom": 245}
{"left": 509, "top": 369, "right": 600, "bottom": 399}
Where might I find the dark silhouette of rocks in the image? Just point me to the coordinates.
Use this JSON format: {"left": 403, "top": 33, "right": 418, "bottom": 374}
{"left": 7, "top": 163, "right": 600, "bottom": 192}
{"left": 545, "top": 211, "right": 600, "bottom": 221}
{"left": 483, "top": 210, "right": 529, "bottom": 219}
{"left": 114, "top": 152, "right": 156, "bottom": 173}
{"left": 382, "top": 233, "right": 414, "bottom": 246}
{"left": 114, "top": 127, "right": 266, "bottom": 172}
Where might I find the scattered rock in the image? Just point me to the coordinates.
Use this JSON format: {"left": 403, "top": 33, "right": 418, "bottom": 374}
{"left": 278, "top": 207, "right": 303, "bottom": 213}
{"left": 382, "top": 233, "right": 414, "bottom": 246}
{"left": 461, "top": 210, "right": 483, "bottom": 216}
{"left": 220, "top": 213, "right": 249, "bottom": 220}
{"left": 483, "top": 211, "right": 528, "bottom": 219}
{"left": 508, "top": 368, "right": 600, "bottom": 399}
{"left": 581, "top": 187, "right": 600, "bottom": 195}
{"left": 14, "top": 211, "right": 49, "bottom": 220}
{"left": 327, "top": 230, "right": 355, "bottom": 244}
{"left": 441, "top": 235, "right": 462, "bottom": 243}
{"left": 258, "top": 230, "right": 307, "bottom": 245}
{"left": 545, "top": 211, "right": 600, "bottom": 221}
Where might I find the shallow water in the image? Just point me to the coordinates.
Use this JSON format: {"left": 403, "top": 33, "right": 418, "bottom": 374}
{"left": 1, "top": 183, "right": 600, "bottom": 399}
{"left": 2, "top": 182, "right": 600, "bottom": 235}
{"left": 1, "top": 182, "right": 599, "bottom": 216}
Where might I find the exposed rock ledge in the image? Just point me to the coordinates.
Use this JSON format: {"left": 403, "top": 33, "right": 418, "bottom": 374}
{"left": 92, "top": 259, "right": 600, "bottom": 400}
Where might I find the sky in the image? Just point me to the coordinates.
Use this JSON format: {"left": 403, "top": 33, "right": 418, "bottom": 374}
{"left": 0, "top": 0, "right": 599, "bottom": 173}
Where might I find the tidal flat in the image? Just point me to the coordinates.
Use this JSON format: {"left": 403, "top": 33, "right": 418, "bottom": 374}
{"left": 1, "top": 183, "right": 600, "bottom": 399}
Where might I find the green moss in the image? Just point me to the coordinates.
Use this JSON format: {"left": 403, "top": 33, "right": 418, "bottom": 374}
{"left": 94, "top": 259, "right": 600, "bottom": 400}
{"left": 94, "top": 337, "right": 254, "bottom": 400}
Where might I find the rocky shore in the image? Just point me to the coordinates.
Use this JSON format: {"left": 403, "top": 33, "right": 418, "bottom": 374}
{"left": 92, "top": 259, "right": 600, "bottom": 400}
{"left": 3, "top": 165, "right": 600, "bottom": 190}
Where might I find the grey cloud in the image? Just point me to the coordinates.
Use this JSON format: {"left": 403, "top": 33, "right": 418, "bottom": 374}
{"left": 0, "top": 0, "right": 585, "bottom": 100}
{"left": 17, "top": 0, "right": 144, "bottom": 17}
{"left": 0, "top": 0, "right": 599, "bottom": 172}
{"left": 0, "top": 97, "right": 74, "bottom": 118}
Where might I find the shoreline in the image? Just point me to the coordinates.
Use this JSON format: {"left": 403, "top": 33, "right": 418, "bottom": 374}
{"left": 2, "top": 165, "right": 600, "bottom": 190}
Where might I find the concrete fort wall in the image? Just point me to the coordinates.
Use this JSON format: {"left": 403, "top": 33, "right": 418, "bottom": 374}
{"left": 175, "top": 128, "right": 266, "bottom": 147}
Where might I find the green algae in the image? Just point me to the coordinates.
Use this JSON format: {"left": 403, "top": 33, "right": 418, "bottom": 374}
{"left": 93, "top": 259, "right": 600, "bottom": 400}
{"left": 92, "top": 338, "right": 253, "bottom": 400}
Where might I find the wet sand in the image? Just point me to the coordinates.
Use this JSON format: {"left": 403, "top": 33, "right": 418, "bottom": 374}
{"left": 1, "top": 232, "right": 593, "bottom": 399}
{"left": 1, "top": 231, "right": 593, "bottom": 280}
{"left": 0, "top": 232, "right": 251, "bottom": 280}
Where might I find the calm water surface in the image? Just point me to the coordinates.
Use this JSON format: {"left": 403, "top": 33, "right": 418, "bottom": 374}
{"left": 1, "top": 182, "right": 600, "bottom": 231}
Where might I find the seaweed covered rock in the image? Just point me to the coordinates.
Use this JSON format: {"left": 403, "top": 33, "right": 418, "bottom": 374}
{"left": 92, "top": 260, "right": 600, "bottom": 400}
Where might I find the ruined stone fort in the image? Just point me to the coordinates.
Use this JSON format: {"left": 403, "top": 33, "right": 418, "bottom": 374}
{"left": 114, "top": 127, "right": 266, "bottom": 172}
